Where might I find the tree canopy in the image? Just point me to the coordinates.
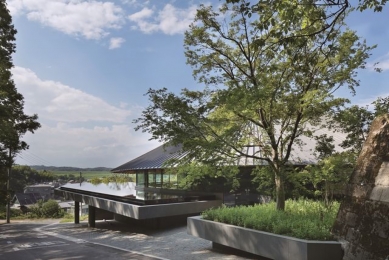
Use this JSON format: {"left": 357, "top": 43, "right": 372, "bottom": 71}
{"left": 330, "top": 95, "right": 389, "bottom": 153}
{"left": 226, "top": 0, "right": 387, "bottom": 43}
{"left": 135, "top": 0, "right": 374, "bottom": 210}
{"left": 0, "top": 0, "right": 40, "bottom": 165}
{"left": 0, "top": 0, "right": 41, "bottom": 221}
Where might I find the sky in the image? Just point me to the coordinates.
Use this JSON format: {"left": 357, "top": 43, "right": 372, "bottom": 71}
{"left": 6, "top": 0, "right": 389, "bottom": 168}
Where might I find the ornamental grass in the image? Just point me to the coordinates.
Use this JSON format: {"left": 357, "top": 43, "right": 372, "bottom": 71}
{"left": 201, "top": 199, "right": 339, "bottom": 241}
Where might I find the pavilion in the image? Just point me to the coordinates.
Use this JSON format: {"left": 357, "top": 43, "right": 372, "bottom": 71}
{"left": 56, "top": 125, "right": 347, "bottom": 227}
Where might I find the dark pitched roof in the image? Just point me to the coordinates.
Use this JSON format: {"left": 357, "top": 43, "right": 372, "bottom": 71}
{"left": 111, "top": 144, "right": 187, "bottom": 173}
{"left": 112, "top": 124, "right": 348, "bottom": 172}
{"left": 12, "top": 193, "right": 43, "bottom": 206}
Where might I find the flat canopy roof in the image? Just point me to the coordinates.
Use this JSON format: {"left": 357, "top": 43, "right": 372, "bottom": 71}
{"left": 55, "top": 185, "right": 222, "bottom": 219}
{"left": 59, "top": 182, "right": 217, "bottom": 205}
{"left": 61, "top": 182, "right": 136, "bottom": 197}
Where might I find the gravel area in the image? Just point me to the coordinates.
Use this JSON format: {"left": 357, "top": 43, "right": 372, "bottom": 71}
{"left": 39, "top": 220, "right": 258, "bottom": 260}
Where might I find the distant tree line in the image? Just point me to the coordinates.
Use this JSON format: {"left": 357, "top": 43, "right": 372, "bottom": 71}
{"left": 29, "top": 165, "right": 112, "bottom": 172}
{"left": 89, "top": 174, "right": 134, "bottom": 185}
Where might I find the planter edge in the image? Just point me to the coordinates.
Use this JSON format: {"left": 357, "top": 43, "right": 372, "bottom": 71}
{"left": 187, "top": 216, "right": 343, "bottom": 260}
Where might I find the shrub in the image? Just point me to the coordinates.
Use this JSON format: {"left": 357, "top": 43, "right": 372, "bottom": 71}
{"left": 28, "top": 200, "right": 64, "bottom": 218}
{"left": 41, "top": 200, "right": 64, "bottom": 218}
{"left": 202, "top": 199, "right": 339, "bottom": 240}
{"left": 0, "top": 206, "right": 23, "bottom": 219}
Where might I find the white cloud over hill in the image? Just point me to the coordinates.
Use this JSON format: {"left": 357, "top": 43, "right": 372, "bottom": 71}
{"left": 12, "top": 66, "right": 131, "bottom": 123}
{"left": 12, "top": 66, "right": 158, "bottom": 167}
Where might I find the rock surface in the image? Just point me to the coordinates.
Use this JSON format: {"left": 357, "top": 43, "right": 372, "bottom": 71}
{"left": 332, "top": 114, "right": 389, "bottom": 260}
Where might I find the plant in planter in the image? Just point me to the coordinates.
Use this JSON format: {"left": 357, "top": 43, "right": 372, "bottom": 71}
{"left": 187, "top": 200, "right": 343, "bottom": 260}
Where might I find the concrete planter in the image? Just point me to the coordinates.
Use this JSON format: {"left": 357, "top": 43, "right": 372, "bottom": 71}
{"left": 187, "top": 216, "right": 343, "bottom": 260}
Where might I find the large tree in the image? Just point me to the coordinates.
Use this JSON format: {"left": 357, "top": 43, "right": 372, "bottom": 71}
{"left": 135, "top": 0, "right": 374, "bottom": 210}
{"left": 0, "top": 0, "right": 40, "bottom": 222}
{"left": 226, "top": 0, "right": 387, "bottom": 43}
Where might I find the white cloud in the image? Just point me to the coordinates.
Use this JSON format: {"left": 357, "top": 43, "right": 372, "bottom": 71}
{"left": 367, "top": 52, "right": 389, "bottom": 72}
{"left": 128, "top": 7, "right": 157, "bottom": 33}
{"left": 377, "top": 60, "right": 389, "bottom": 72}
{"left": 128, "top": 4, "right": 197, "bottom": 35}
{"left": 11, "top": 66, "right": 160, "bottom": 167}
{"left": 109, "top": 37, "right": 125, "bottom": 49}
{"left": 158, "top": 4, "right": 197, "bottom": 35}
{"left": 119, "top": 102, "right": 128, "bottom": 108}
{"left": 17, "top": 122, "right": 160, "bottom": 167}
{"left": 129, "top": 6, "right": 154, "bottom": 20}
{"left": 8, "top": 0, "right": 125, "bottom": 40}
{"left": 121, "top": 0, "right": 149, "bottom": 8}
{"left": 12, "top": 66, "right": 131, "bottom": 123}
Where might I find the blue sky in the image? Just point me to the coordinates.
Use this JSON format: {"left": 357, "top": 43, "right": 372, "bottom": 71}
{"left": 7, "top": 0, "right": 388, "bottom": 168}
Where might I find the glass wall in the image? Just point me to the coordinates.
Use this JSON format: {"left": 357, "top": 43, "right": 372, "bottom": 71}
{"left": 155, "top": 173, "right": 162, "bottom": 188}
{"left": 136, "top": 172, "right": 145, "bottom": 187}
{"left": 163, "top": 172, "right": 177, "bottom": 189}
{"left": 148, "top": 172, "right": 155, "bottom": 187}
{"left": 136, "top": 170, "right": 178, "bottom": 189}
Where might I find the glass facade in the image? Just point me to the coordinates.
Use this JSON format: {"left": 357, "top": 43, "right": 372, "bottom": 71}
{"left": 148, "top": 172, "right": 155, "bottom": 187}
{"left": 136, "top": 172, "right": 145, "bottom": 187}
{"left": 134, "top": 170, "right": 172, "bottom": 188}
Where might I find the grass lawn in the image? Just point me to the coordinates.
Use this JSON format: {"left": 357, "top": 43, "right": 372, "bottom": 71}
{"left": 60, "top": 214, "right": 89, "bottom": 223}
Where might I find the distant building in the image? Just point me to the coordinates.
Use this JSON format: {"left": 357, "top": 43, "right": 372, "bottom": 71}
{"left": 11, "top": 193, "right": 44, "bottom": 211}
{"left": 24, "top": 184, "right": 54, "bottom": 201}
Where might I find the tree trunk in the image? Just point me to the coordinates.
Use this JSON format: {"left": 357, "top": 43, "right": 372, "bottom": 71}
{"left": 6, "top": 148, "right": 11, "bottom": 223}
{"left": 324, "top": 180, "right": 329, "bottom": 207}
{"left": 275, "top": 174, "right": 285, "bottom": 211}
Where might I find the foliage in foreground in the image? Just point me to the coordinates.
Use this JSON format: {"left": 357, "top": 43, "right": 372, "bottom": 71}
{"left": 202, "top": 199, "right": 339, "bottom": 240}
{"left": 27, "top": 200, "right": 64, "bottom": 219}
{"left": 165, "top": 163, "right": 240, "bottom": 192}
{"left": 0, "top": 205, "right": 23, "bottom": 219}
{"left": 0, "top": 200, "right": 64, "bottom": 219}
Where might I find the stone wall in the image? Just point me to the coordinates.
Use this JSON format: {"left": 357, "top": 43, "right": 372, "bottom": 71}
{"left": 332, "top": 114, "right": 389, "bottom": 260}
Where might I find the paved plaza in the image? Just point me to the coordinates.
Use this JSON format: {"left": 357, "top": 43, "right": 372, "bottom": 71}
{"left": 0, "top": 220, "right": 259, "bottom": 260}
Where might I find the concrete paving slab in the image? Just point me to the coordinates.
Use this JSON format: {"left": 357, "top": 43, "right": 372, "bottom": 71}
{"left": 0, "top": 222, "right": 163, "bottom": 260}
{"left": 1, "top": 219, "right": 256, "bottom": 260}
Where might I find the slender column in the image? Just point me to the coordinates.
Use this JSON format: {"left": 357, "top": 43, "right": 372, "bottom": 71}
{"left": 145, "top": 171, "right": 148, "bottom": 187}
{"left": 88, "top": 205, "right": 95, "bottom": 228}
{"left": 74, "top": 201, "right": 80, "bottom": 224}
